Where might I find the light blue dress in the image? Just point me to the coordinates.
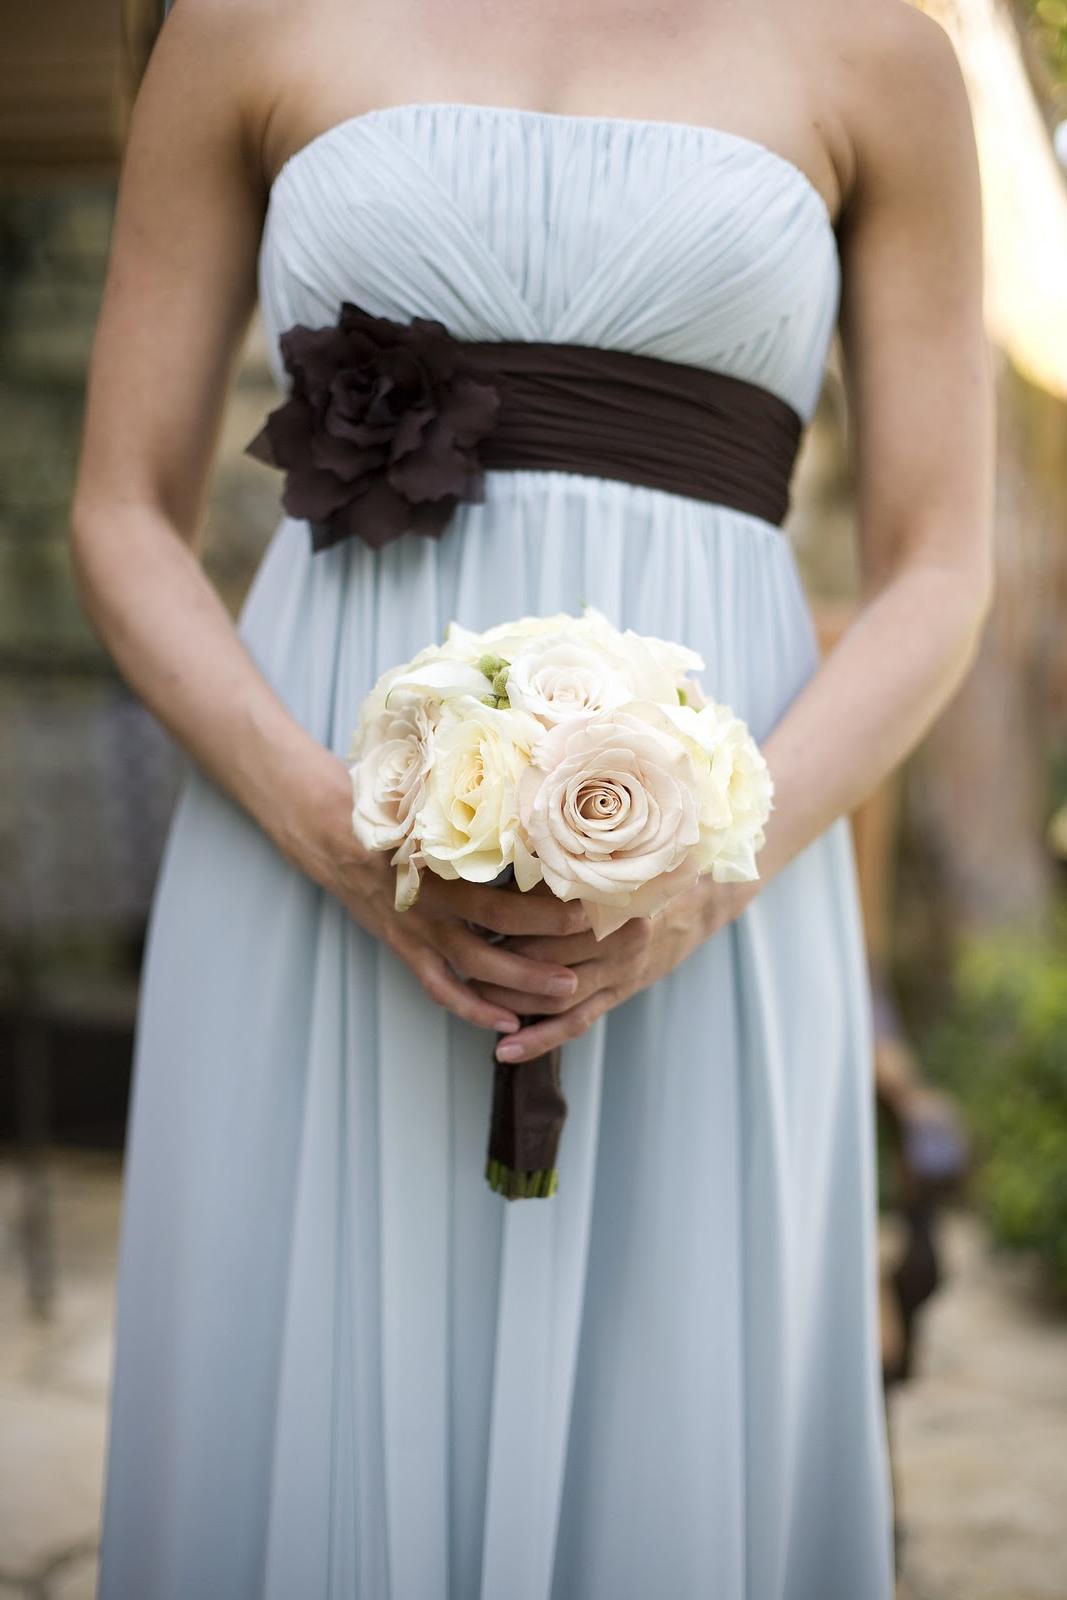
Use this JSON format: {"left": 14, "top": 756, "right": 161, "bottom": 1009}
{"left": 98, "top": 102, "right": 895, "bottom": 1599}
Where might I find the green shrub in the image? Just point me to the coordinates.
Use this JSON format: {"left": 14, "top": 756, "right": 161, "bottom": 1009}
{"left": 921, "top": 908, "right": 1067, "bottom": 1295}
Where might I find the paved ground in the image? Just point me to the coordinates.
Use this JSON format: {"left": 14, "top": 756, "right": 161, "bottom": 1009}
{"left": 0, "top": 1154, "right": 117, "bottom": 1600}
{"left": 889, "top": 1215, "right": 1067, "bottom": 1600}
{"left": 1, "top": 1152, "right": 1065, "bottom": 1598}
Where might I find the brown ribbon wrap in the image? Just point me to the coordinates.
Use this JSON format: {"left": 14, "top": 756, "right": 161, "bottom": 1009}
{"left": 246, "top": 303, "right": 806, "bottom": 1199}
{"left": 485, "top": 1039, "right": 566, "bottom": 1202}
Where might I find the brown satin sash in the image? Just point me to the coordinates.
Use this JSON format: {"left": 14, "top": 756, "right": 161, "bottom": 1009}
{"left": 457, "top": 341, "right": 804, "bottom": 527}
{"left": 244, "top": 302, "right": 806, "bottom": 552}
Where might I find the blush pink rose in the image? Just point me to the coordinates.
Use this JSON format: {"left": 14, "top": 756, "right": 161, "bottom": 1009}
{"left": 517, "top": 705, "right": 705, "bottom": 939}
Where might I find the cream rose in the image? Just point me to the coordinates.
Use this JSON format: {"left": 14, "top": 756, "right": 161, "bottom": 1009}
{"left": 644, "top": 635, "right": 706, "bottom": 682}
{"left": 445, "top": 612, "right": 579, "bottom": 661}
{"left": 415, "top": 698, "right": 545, "bottom": 884}
{"left": 663, "top": 701, "right": 775, "bottom": 879}
{"left": 382, "top": 655, "right": 492, "bottom": 709}
{"left": 571, "top": 608, "right": 693, "bottom": 705}
{"left": 591, "top": 609, "right": 706, "bottom": 691}
{"left": 352, "top": 642, "right": 493, "bottom": 729}
{"left": 517, "top": 704, "right": 706, "bottom": 938}
{"left": 348, "top": 702, "right": 440, "bottom": 909}
{"left": 349, "top": 702, "right": 435, "bottom": 853}
{"left": 677, "top": 673, "right": 710, "bottom": 710}
{"left": 438, "top": 608, "right": 704, "bottom": 712}
{"left": 504, "top": 637, "right": 636, "bottom": 725}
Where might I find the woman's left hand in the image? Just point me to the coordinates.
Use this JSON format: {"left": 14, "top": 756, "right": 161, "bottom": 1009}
{"left": 471, "top": 875, "right": 762, "bottom": 1063}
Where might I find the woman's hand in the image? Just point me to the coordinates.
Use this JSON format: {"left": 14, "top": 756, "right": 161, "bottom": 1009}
{"left": 286, "top": 752, "right": 591, "bottom": 1037}
{"left": 471, "top": 874, "right": 762, "bottom": 1063}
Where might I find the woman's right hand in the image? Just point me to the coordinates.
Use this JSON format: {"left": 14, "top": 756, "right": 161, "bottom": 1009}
{"left": 285, "top": 751, "right": 587, "bottom": 1036}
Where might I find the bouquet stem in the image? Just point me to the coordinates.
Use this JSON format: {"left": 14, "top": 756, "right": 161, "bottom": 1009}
{"left": 485, "top": 1034, "right": 567, "bottom": 1200}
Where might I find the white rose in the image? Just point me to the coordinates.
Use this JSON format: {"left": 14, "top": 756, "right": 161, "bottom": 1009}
{"left": 349, "top": 701, "right": 436, "bottom": 854}
{"left": 570, "top": 605, "right": 618, "bottom": 640}
{"left": 571, "top": 607, "right": 690, "bottom": 704}
{"left": 603, "top": 611, "right": 706, "bottom": 688}
{"left": 383, "top": 656, "right": 492, "bottom": 707}
{"left": 415, "top": 698, "right": 545, "bottom": 885}
{"left": 662, "top": 701, "right": 774, "bottom": 879}
{"left": 440, "top": 609, "right": 697, "bottom": 710}
{"left": 677, "top": 674, "right": 709, "bottom": 710}
{"left": 517, "top": 704, "right": 705, "bottom": 939}
{"left": 644, "top": 635, "right": 706, "bottom": 681}
{"left": 447, "top": 612, "right": 580, "bottom": 661}
{"left": 351, "top": 643, "right": 492, "bottom": 734}
{"left": 504, "top": 637, "right": 635, "bottom": 725}
{"left": 575, "top": 606, "right": 707, "bottom": 702}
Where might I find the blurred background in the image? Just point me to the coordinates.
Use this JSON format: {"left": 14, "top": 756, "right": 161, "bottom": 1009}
{"left": 1, "top": 1, "right": 1065, "bottom": 1596}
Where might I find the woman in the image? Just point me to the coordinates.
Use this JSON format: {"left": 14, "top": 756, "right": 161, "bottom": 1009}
{"left": 73, "top": 1, "right": 993, "bottom": 1595}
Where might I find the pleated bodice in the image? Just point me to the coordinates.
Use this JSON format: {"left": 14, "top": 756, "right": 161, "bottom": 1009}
{"left": 257, "top": 101, "right": 840, "bottom": 435}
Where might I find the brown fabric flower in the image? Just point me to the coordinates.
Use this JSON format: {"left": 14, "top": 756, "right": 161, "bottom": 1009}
{"left": 245, "top": 302, "right": 505, "bottom": 552}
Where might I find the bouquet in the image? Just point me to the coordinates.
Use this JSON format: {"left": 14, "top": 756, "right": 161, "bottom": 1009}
{"left": 347, "top": 607, "right": 774, "bottom": 1199}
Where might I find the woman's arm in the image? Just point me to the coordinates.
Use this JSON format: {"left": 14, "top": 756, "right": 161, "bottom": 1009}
{"left": 71, "top": 0, "right": 583, "bottom": 1033}
{"left": 756, "top": 4, "right": 994, "bottom": 883}
{"left": 71, "top": 3, "right": 285, "bottom": 830}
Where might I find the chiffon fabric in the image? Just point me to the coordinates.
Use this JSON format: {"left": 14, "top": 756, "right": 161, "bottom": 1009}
{"left": 98, "top": 102, "right": 895, "bottom": 1599}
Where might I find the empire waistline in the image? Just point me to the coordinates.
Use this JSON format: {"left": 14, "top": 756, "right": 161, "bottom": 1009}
{"left": 243, "top": 302, "right": 805, "bottom": 553}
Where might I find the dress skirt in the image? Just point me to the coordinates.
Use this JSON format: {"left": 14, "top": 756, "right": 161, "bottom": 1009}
{"left": 98, "top": 472, "right": 895, "bottom": 1599}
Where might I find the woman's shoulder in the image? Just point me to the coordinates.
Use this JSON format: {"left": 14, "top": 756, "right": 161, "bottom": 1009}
{"left": 843, "top": 0, "right": 967, "bottom": 95}
{"left": 150, "top": 0, "right": 313, "bottom": 192}
{"left": 821, "top": 0, "right": 976, "bottom": 224}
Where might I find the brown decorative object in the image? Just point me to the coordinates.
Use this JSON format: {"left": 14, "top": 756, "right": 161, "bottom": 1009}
{"left": 247, "top": 304, "right": 805, "bottom": 554}
{"left": 473, "top": 878, "right": 570, "bottom": 1201}
{"left": 244, "top": 301, "right": 505, "bottom": 552}
{"left": 485, "top": 1043, "right": 567, "bottom": 1201}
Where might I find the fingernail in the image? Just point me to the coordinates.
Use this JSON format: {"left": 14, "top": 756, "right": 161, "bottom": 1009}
{"left": 546, "top": 975, "right": 577, "bottom": 996}
{"left": 496, "top": 1042, "right": 524, "bottom": 1062}
{"left": 495, "top": 1018, "right": 519, "bottom": 1033}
